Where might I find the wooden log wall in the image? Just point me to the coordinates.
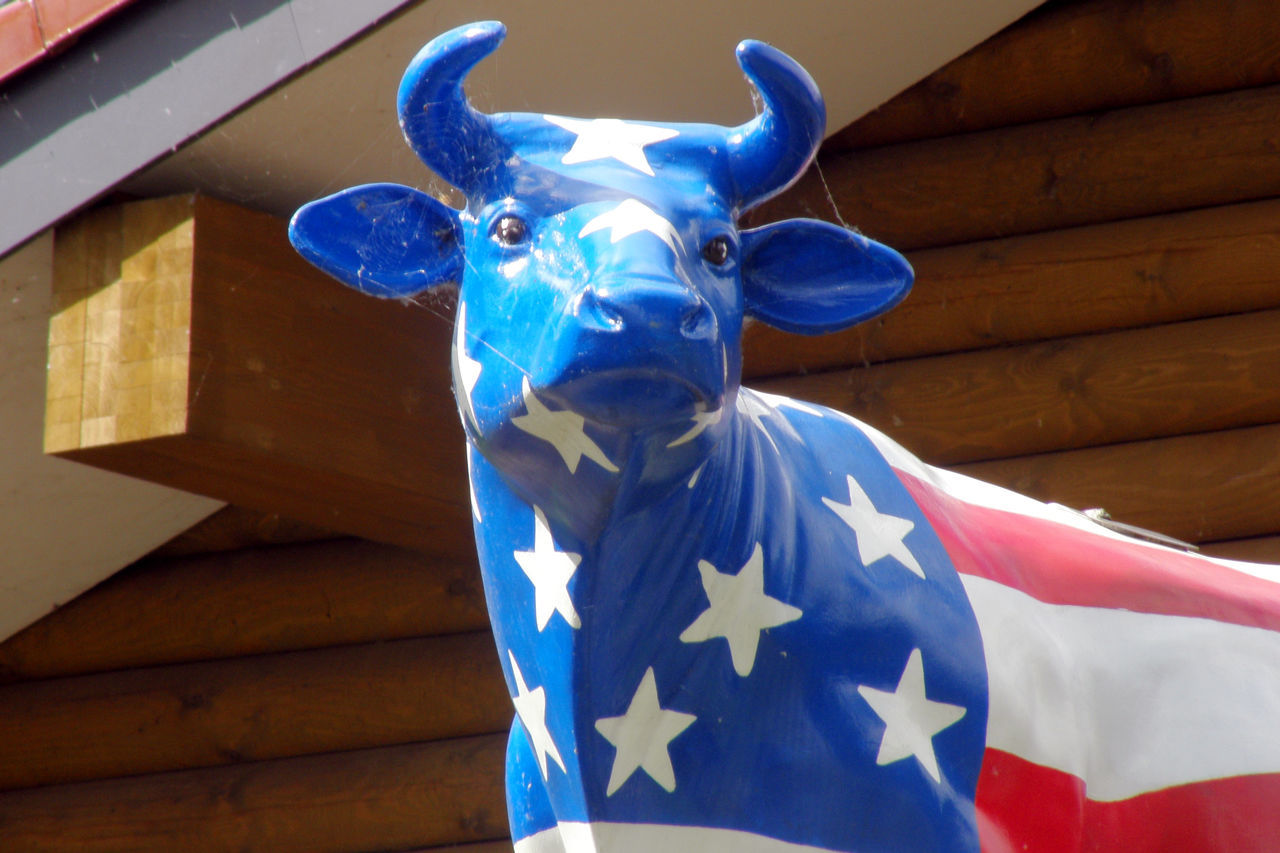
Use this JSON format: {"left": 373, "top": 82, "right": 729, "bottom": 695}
{"left": 10, "top": 0, "right": 1280, "bottom": 849}
{"left": 0, "top": 537, "right": 512, "bottom": 851}
{"left": 749, "top": 0, "right": 1280, "bottom": 560}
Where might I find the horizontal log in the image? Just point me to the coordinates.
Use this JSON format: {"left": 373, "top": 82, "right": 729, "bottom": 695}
{"left": 743, "top": 197, "right": 1280, "bottom": 379}
{"left": 0, "top": 632, "right": 509, "bottom": 791}
{"left": 0, "top": 538, "right": 488, "bottom": 682}
{"left": 46, "top": 195, "right": 473, "bottom": 558}
{"left": 1199, "top": 536, "right": 1280, "bottom": 565}
{"left": 152, "top": 505, "right": 339, "bottom": 558}
{"left": 759, "top": 83, "right": 1280, "bottom": 251}
{"left": 0, "top": 734, "right": 507, "bottom": 852}
{"left": 956, "top": 423, "right": 1280, "bottom": 544}
{"left": 761, "top": 309, "right": 1280, "bottom": 465}
{"left": 831, "top": 0, "right": 1280, "bottom": 149}
{"left": 402, "top": 844, "right": 512, "bottom": 853}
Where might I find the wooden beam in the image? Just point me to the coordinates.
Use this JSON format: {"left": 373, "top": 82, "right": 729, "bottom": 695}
{"left": 1200, "top": 536, "right": 1280, "bottom": 564}
{"left": 46, "top": 195, "right": 471, "bottom": 558}
{"left": 743, "top": 197, "right": 1280, "bottom": 379}
{"left": 151, "top": 505, "right": 339, "bottom": 558}
{"left": 761, "top": 308, "right": 1280, "bottom": 465}
{"left": 402, "top": 844, "right": 513, "bottom": 853}
{"left": 830, "top": 0, "right": 1280, "bottom": 150}
{"left": 0, "top": 632, "right": 508, "bottom": 791}
{"left": 758, "top": 83, "right": 1280, "bottom": 251}
{"left": 0, "top": 734, "right": 507, "bottom": 851}
{"left": 957, "top": 423, "right": 1280, "bottom": 544}
{"left": 0, "top": 539, "right": 488, "bottom": 683}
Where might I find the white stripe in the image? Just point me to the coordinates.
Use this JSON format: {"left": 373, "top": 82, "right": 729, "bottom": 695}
{"left": 514, "top": 822, "right": 841, "bottom": 852}
{"left": 835, "top": 409, "right": 1280, "bottom": 587}
{"left": 964, "top": 573, "right": 1280, "bottom": 801}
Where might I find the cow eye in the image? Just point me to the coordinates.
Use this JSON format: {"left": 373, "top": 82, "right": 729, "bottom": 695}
{"left": 701, "top": 235, "right": 731, "bottom": 266}
{"left": 492, "top": 215, "right": 529, "bottom": 247}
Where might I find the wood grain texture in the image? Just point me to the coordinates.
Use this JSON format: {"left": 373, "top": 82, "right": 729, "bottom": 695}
{"left": 758, "top": 83, "right": 1280, "bottom": 251}
{"left": 0, "top": 538, "right": 488, "bottom": 682}
{"left": 48, "top": 195, "right": 473, "bottom": 558}
{"left": 46, "top": 197, "right": 195, "bottom": 452}
{"left": 957, "top": 423, "right": 1280, "bottom": 544}
{"left": 0, "top": 632, "right": 508, "bottom": 791}
{"left": 150, "top": 505, "right": 339, "bottom": 558}
{"left": 0, "top": 734, "right": 508, "bottom": 852}
{"left": 1200, "top": 536, "right": 1280, "bottom": 564}
{"left": 400, "top": 844, "right": 513, "bottom": 853}
{"left": 743, "top": 198, "right": 1280, "bottom": 379}
{"left": 762, "top": 309, "right": 1280, "bottom": 465}
{"left": 831, "top": 0, "right": 1280, "bottom": 150}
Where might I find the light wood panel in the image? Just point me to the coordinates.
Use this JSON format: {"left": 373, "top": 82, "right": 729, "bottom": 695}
{"left": 759, "top": 83, "right": 1280, "bottom": 250}
{"left": 0, "top": 632, "right": 508, "bottom": 791}
{"left": 743, "top": 198, "right": 1280, "bottom": 379}
{"left": 0, "top": 538, "right": 487, "bottom": 683}
{"left": 47, "top": 194, "right": 472, "bottom": 558}
{"left": 958, "top": 423, "right": 1280, "bottom": 544}
{"left": 763, "top": 309, "right": 1280, "bottom": 465}
{"left": 0, "top": 734, "right": 508, "bottom": 852}
{"left": 831, "top": 0, "right": 1280, "bottom": 150}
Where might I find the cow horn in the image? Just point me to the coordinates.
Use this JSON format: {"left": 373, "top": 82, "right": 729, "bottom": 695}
{"left": 397, "top": 20, "right": 507, "bottom": 197}
{"left": 728, "top": 40, "right": 826, "bottom": 212}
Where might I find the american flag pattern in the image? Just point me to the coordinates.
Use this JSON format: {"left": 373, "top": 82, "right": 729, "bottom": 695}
{"left": 286, "top": 21, "right": 1280, "bottom": 852}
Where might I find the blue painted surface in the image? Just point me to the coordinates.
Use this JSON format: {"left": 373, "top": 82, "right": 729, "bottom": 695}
{"left": 290, "top": 21, "right": 982, "bottom": 852}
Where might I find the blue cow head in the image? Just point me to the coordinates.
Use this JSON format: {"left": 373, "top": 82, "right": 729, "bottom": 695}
{"left": 290, "top": 21, "right": 911, "bottom": 505}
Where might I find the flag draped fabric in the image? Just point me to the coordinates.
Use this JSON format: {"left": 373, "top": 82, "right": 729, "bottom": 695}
{"left": 860, "top": 418, "right": 1280, "bottom": 852}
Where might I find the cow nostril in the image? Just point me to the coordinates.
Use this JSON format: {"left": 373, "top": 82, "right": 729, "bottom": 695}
{"left": 681, "top": 301, "right": 713, "bottom": 337}
{"left": 579, "top": 289, "right": 624, "bottom": 331}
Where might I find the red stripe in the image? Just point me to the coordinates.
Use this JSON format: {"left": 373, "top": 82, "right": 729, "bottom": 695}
{"left": 977, "top": 749, "right": 1280, "bottom": 853}
{"left": 896, "top": 471, "right": 1280, "bottom": 632}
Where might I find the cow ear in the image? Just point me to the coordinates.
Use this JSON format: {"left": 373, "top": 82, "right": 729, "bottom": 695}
{"left": 740, "top": 219, "right": 912, "bottom": 334}
{"left": 289, "top": 183, "right": 463, "bottom": 298}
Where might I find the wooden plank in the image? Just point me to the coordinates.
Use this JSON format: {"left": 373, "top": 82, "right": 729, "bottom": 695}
{"left": 0, "top": 538, "right": 488, "bottom": 683}
{"left": 149, "top": 505, "right": 339, "bottom": 558}
{"left": 758, "top": 83, "right": 1280, "bottom": 251}
{"left": 956, "top": 423, "right": 1280, "bottom": 544}
{"left": 830, "top": 0, "right": 1280, "bottom": 150}
{"left": 47, "top": 195, "right": 472, "bottom": 558}
{"left": 761, "top": 309, "right": 1280, "bottom": 465}
{"left": 0, "top": 632, "right": 509, "bottom": 791}
{"left": 0, "top": 734, "right": 507, "bottom": 852}
{"left": 401, "top": 844, "right": 512, "bottom": 853}
{"left": 743, "top": 197, "right": 1280, "bottom": 379}
{"left": 1199, "top": 536, "right": 1280, "bottom": 564}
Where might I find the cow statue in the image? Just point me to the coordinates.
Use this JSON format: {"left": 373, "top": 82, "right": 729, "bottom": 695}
{"left": 289, "top": 21, "right": 1280, "bottom": 853}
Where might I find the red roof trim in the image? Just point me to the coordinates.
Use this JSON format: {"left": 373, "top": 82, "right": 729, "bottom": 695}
{"left": 0, "top": 0, "right": 140, "bottom": 84}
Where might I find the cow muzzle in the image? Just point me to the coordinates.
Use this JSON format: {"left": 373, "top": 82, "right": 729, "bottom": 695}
{"left": 534, "top": 279, "right": 728, "bottom": 429}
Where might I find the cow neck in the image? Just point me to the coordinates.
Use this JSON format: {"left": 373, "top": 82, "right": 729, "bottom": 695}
{"left": 473, "top": 394, "right": 736, "bottom": 549}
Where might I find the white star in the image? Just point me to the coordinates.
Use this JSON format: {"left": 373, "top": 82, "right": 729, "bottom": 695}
{"left": 594, "top": 667, "right": 697, "bottom": 795}
{"left": 579, "top": 199, "right": 681, "bottom": 256}
{"left": 453, "top": 302, "right": 483, "bottom": 431}
{"left": 544, "top": 115, "right": 678, "bottom": 176}
{"left": 680, "top": 542, "right": 803, "bottom": 676}
{"left": 822, "top": 474, "right": 924, "bottom": 578}
{"left": 512, "top": 377, "right": 619, "bottom": 474}
{"left": 513, "top": 507, "right": 582, "bottom": 631}
{"left": 857, "top": 648, "right": 966, "bottom": 784}
{"left": 508, "top": 651, "right": 567, "bottom": 780}
{"left": 736, "top": 388, "right": 804, "bottom": 455}
{"left": 666, "top": 405, "right": 722, "bottom": 448}
{"left": 465, "top": 449, "right": 482, "bottom": 523}
{"left": 753, "top": 388, "right": 825, "bottom": 418}
{"left": 687, "top": 461, "right": 706, "bottom": 489}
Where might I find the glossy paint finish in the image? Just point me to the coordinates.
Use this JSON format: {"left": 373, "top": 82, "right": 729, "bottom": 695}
{"left": 290, "top": 20, "right": 988, "bottom": 853}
